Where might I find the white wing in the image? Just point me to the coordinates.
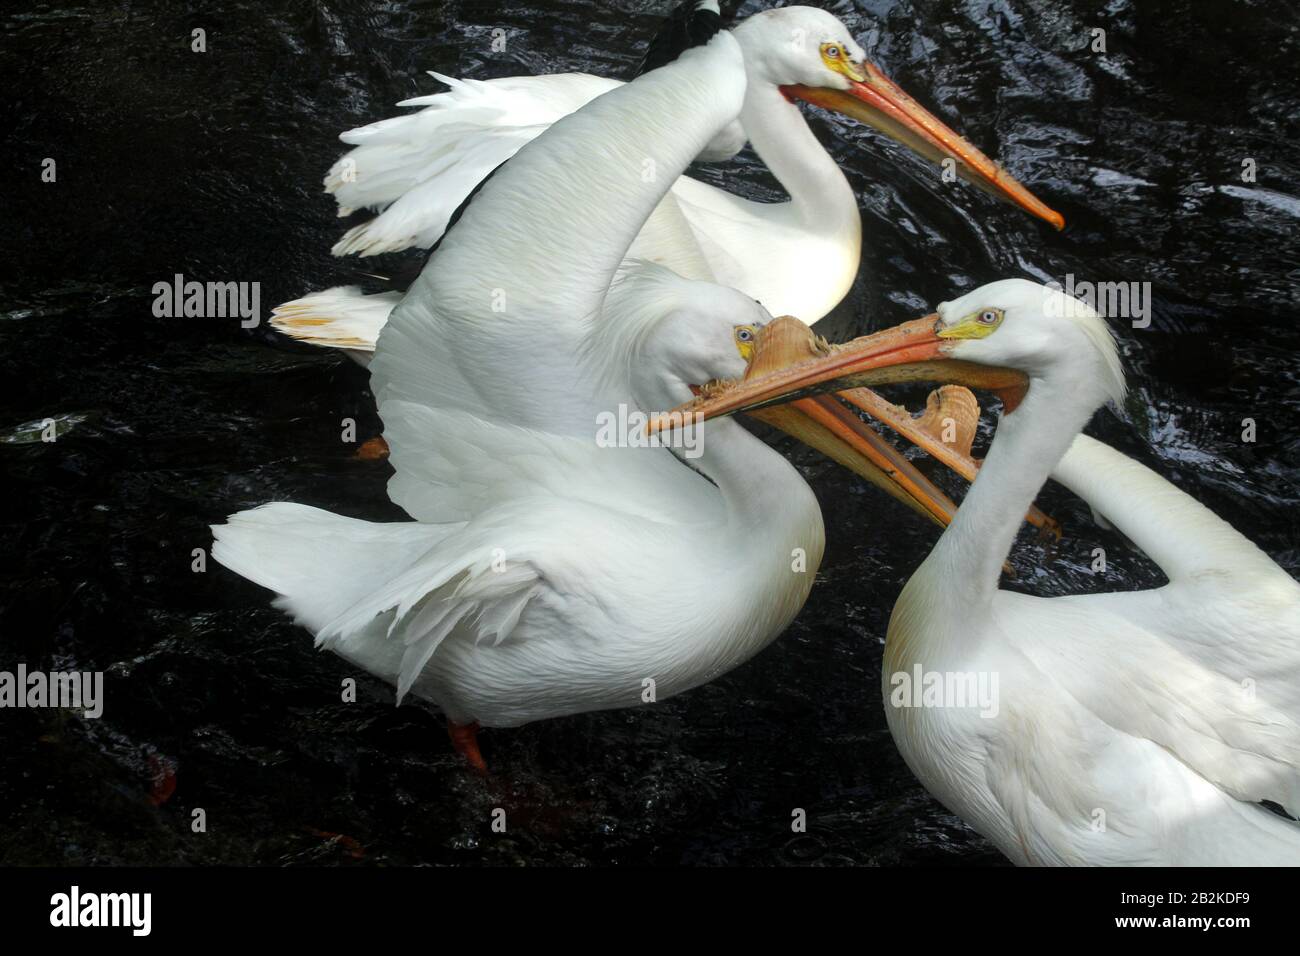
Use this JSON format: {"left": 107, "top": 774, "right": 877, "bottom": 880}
{"left": 1052, "top": 433, "right": 1300, "bottom": 716}
{"left": 326, "top": 70, "right": 747, "bottom": 260}
{"left": 368, "top": 34, "right": 748, "bottom": 433}
{"left": 1053, "top": 433, "right": 1290, "bottom": 586}
{"left": 213, "top": 501, "right": 570, "bottom": 706}
{"left": 210, "top": 501, "right": 459, "bottom": 635}
{"left": 956, "top": 436, "right": 1300, "bottom": 863}
{"left": 326, "top": 72, "right": 620, "bottom": 256}
{"left": 379, "top": 399, "right": 722, "bottom": 526}
{"left": 315, "top": 514, "right": 550, "bottom": 703}
{"left": 975, "top": 658, "right": 1300, "bottom": 865}
{"left": 963, "top": 589, "right": 1300, "bottom": 864}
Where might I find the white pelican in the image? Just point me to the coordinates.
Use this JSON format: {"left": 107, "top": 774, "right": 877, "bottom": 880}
{"left": 213, "top": 30, "right": 969, "bottom": 770}
{"left": 272, "top": 3, "right": 1062, "bottom": 356}
{"left": 669, "top": 279, "right": 1300, "bottom": 864}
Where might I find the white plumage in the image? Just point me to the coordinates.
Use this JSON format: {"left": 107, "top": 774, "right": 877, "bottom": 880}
{"left": 711, "top": 278, "right": 1300, "bottom": 863}
{"left": 326, "top": 72, "right": 621, "bottom": 256}
{"left": 268, "top": 285, "right": 399, "bottom": 358}
{"left": 677, "top": 278, "right": 1300, "bottom": 863}
{"left": 317, "top": 9, "right": 868, "bottom": 315}
{"left": 271, "top": 6, "right": 993, "bottom": 356}
{"left": 889, "top": 425, "right": 1300, "bottom": 864}
{"left": 274, "top": 6, "right": 1064, "bottom": 356}
{"left": 216, "top": 34, "right": 845, "bottom": 740}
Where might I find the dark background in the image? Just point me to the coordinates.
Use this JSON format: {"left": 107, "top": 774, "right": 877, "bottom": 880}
{"left": 1, "top": 0, "right": 1297, "bottom": 865}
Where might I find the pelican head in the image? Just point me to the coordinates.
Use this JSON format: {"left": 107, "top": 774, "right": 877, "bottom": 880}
{"left": 921, "top": 279, "right": 1127, "bottom": 407}
{"left": 600, "top": 263, "right": 972, "bottom": 526}
{"left": 594, "top": 262, "right": 770, "bottom": 411}
{"left": 656, "top": 279, "right": 1127, "bottom": 427}
{"left": 733, "top": 7, "right": 1065, "bottom": 230}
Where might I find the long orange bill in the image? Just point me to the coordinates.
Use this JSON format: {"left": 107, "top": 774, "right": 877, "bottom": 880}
{"left": 784, "top": 65, "right": 1065, "bottom": 230}
{"left": 835, "top": 386, "right": 1057, "bottom": 537}
{"left": 714, "top": 316, "right": 968, "bottom": 528}
{"left": 656, "top": 317, "right": 1057, "bottom": 536}
{"left": 752, "top": 396, "right": 958, "bottom": 528}
{"left": 657, "top": 315, "right": 1035, "bottom": 422}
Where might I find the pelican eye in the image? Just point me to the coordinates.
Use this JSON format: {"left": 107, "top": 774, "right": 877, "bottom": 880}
{"left": 937, "top": 307, "right": 1005, "bottom": 340}
{"left": 734, "top": 324, "right": 760, "bottom": 360}
{"left": 821, "top": 42, "right": 867, "bottom": 81}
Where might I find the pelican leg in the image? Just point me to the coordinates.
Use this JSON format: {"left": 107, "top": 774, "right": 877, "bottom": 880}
{"left": 353, "top": 435, "right": 390, "bottom": 461}
{"left": 447, "top": 720, "right": 488, "bottom": 774}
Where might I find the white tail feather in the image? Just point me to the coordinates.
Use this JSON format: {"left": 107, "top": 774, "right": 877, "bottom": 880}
{"left": 210, "top": 502, "right": 454, "bottom": 634}
{"left": 269, "top": 285, "right": 400, "bottom": 355}
{"left": 213, "top": 502, "right": 550, "bottom": 704}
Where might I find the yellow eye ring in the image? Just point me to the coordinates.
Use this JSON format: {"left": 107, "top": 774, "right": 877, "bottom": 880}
{"left": 734, "top": 325, "right": 759, "bottom": 360}
{"left": 820, "top": 43, "right": 867, "bottom": 82}
{"left": 938, "top": 307, "right": 1005, "bottom": 340}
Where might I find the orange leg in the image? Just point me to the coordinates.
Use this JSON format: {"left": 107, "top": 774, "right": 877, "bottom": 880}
{"left": 448, "top": 721, "right": 488, "bottom": 774}
{"left": 353, "top": 435, "right": 390, "bottom": 461}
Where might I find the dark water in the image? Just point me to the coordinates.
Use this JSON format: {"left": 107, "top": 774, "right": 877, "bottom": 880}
{"left": 2, "top": 0, "right": 1298, "bottom": 866}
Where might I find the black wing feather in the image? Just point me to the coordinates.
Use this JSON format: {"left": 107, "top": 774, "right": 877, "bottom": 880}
{"left": 635, "top": 1, "right": 726, "bottom": 78}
